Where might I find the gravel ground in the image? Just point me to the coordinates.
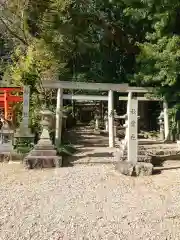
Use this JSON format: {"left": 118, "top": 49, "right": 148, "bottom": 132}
{"left": 1, "top": 163, "right": 180, "bottom": 239}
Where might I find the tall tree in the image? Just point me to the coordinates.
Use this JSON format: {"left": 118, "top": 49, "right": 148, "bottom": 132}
{"left": 130, "top": 0, "right": 180, "bottom": 102}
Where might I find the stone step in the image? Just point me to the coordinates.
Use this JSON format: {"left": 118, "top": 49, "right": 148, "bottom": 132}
{"left": 122, "top": 150, "right": 151, "bottom": 156}
{"left": 122, "top": 149, "right": 180, "bottom": 156}
{"left": 138, "top": 140, "right": 164, "bottom": 145}
{"left": 120, "top": 155, "right": 152, "bottom": 163}
{"left": 150, "top": 149, "right": 180, "bottom": 156}
{"left": 115, "top": 152, "right": 151, "bottom": 163}
{"left": 139, "top": 144, "right": 179, "bottom": 150}
{"left": 151, "top": 154, "right": 180, "bottom": 161}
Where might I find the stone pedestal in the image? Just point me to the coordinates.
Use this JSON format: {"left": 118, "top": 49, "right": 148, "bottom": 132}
{"left": 24, "top": 110, "right": 61, "bottom": 169}
{"left": 13, "top": 122, "right": 34, "bottom": 160}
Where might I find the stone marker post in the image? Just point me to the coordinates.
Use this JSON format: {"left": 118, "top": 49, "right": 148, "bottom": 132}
{"left": 23, "top": 86, "right": 30, "bottom": 128}
{"left": 108, "top": 90, "right": 114, "bottom": 147}
{"left": 116, "top": 92, "right": 153, "bottom": 176}
{"left": 55, "top": 88, "right": 63, "bottom": 146}
{"left": 127, "top": 95, "right": 138, "bottom": 163}
{"left": 163, "top": 101, "right": 169, "bottom": 140}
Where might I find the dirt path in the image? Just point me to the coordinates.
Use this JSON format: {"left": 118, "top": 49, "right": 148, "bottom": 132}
{"left": 63, "top": 126, "right": 118, "bottom": 166}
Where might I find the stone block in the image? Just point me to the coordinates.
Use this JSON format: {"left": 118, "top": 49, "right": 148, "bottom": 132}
{"left": 116, "top": 161, "right": 135, "bottom": 176}
{"left": 135, "top": 162, "right": 153, "bottom": 176}
{"left": 116, "top": 161, "right": 153, "bottom": 176}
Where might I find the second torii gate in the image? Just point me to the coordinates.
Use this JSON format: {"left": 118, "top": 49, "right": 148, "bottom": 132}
{"left": 119, "top": 95, "right": 169, "bottom": 140}
{"left": 42, "top": 81, "right": 129, "bottom": 147}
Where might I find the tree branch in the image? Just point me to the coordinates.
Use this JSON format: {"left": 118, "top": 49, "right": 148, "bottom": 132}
{"left": 0, "top": 17, "right": 28, "bottom": 46}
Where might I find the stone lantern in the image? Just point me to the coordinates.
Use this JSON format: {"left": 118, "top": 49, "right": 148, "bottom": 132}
{"left": 40, "top": 109, "right": 54, "bottom": 129}
{"left": 104, "top": 111, "right": 108, "bottom": 132}
{"left": 0, "top": 122, "right": 14, "bottom": 154}
{"left": 158, "top": 111, "right": 164, "bottom": 140}
{"left": 24, "top": 109, "right": 61, "bottom": 169}
{"left": 94, "top": 111, "right": 101, "bottom": 130}
{"left": 0, "top": 122, "right": 14, "bottom": 144}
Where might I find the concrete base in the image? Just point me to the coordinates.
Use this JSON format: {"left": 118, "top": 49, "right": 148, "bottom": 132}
{"left": 116, "top": 161, "right": 153, "bottom": 176}
{"left": 135, "top": 162, "right": 153, "bottom": 176}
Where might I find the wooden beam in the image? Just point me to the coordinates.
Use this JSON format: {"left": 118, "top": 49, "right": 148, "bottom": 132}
{"left": 0, "top": 96, "right": 23, "bottom": 102}
{"left": 0, "top": 87, "right": 22, "bottom": 92}
{"left": 63, "top": 94, "right": 108, "bottom": 101}
{"left": 42, "top": 81, "right": 128, "bottom": 91}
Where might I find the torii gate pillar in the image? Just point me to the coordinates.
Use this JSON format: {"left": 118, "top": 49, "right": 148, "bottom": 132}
{"left": 108, "top": 90, "right": 114, "bottom": 148}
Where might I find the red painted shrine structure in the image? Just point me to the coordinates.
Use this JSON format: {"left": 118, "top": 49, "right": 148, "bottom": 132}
{"left": 0, "top": 87, "right": 23, "bottom": 121}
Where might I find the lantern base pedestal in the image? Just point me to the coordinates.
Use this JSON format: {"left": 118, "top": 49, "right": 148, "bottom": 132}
{"left": 24, "top": 127, "right": 62, "bottom": 169}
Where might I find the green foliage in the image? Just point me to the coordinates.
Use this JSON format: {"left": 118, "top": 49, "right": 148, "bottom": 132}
{"left": 130, "top": 0, "right": 180, "bottom": 102}
{"left": 13, "top": 137, "right": 34, "bottom": 154}
{"left": 0, "top": 0, "right": 180, "bottom": 122}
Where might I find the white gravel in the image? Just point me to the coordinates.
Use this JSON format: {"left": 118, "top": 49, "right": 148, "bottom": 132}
{"left": 1, "top": 163, "right": 180, "bottom": 240}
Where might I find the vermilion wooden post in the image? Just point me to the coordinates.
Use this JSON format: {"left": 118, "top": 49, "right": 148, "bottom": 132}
{"left": 4, "top": 90, "right": 9, "bottom": 119}
{"left": 0, "top": 87, "right": 23, "bottom": 121}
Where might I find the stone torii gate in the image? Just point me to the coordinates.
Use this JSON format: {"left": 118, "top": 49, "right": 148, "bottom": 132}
{"left": 42, "top": 81, "right": 128, "bottom": 148}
